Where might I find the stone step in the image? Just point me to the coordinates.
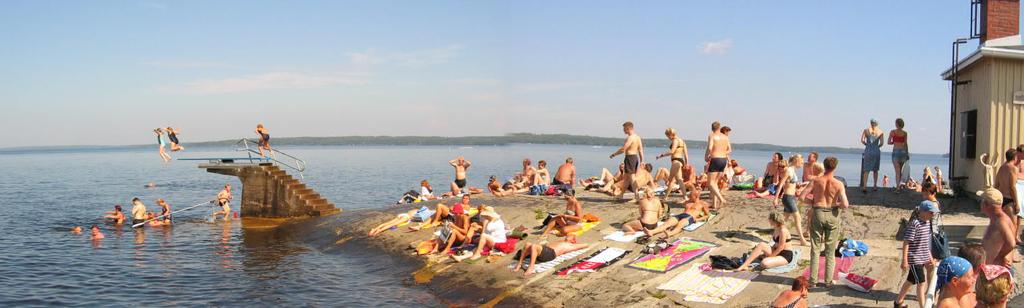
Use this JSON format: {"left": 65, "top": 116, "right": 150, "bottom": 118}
{"left": 298, "top": 193, "right": 321, "bottom": 201}
{"left": 306, "top": 199, "right": 329, "bottom": 206}
{"left": 293, "top": 188, "right": 313, "bottom": 195}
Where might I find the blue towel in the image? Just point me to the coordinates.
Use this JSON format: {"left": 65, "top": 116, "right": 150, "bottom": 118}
{"left": 765, "top": 249, "right": 802, "bottom": 273}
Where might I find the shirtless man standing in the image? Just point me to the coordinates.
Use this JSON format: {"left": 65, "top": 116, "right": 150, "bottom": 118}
{"left": 800, "top": 157, "right": 849, "bottom": 287}
{"left": 802, "top": 152, "right": 819, "bottom": 183}
{"left": 705, "top": 122, "right": 732, "bottom": 209}
{"left": 610, "top": 121, "right": 644, "bottom": 201}
{"left": 553, "top": 157, "right": 576, "bottom": 186}
{"left": 644, "top": 189, "right": 710, "bottom": 237}
{"left": 449, "top": 156, "right": 472, "bottom": 195}
{"left": 622, "top": 190, "right": 662, "bottom": 234}
{"left": 213, "top": 184, "right": 233, "bottom": 221}
{"left": 979, "top": 187, "right": 1014, "bottom": 267}
{"left": 994, "top": 148, "right": 1021, "bottom": 262}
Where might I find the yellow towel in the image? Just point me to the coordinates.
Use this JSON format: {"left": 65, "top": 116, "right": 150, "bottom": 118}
{"left": 556, "top": 221, "right": 600, "bottom": 236}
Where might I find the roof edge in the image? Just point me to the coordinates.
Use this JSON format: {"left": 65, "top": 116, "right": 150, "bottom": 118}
{"left": 940, "top": 46, "right": 1024, "bottom": 79}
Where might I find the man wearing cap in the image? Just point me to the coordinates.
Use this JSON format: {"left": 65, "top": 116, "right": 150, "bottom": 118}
{"left": 935, "top": 256, "right": 976, "bottom": 308}
{"left": 979, "top": 187, "right": 1015, "bottom": 267}
{"left": 894, "top": 201, "right": 938, "bottom": 308}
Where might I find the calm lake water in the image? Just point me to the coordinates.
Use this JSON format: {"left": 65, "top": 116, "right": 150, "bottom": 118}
{"left": 0, "top": 144, "right": 947, "bottom": 306}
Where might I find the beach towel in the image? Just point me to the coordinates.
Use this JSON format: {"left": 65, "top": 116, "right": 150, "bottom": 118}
{"left": 603, "top": 231, "right": 646, "bottom": 243}
{"left": 1016, "top": 180, "right": 1024, "bottom": 218}
{"left": 657, "top": 263, "right": 758, "bottom": 304}
{"left": 556, "top": 247, "right": 630, "bottom": 276}
{"left": 684, "top": 213, "right": 718, "bottom": 232}
{"left": 801, "top": 256, "right": 856, "bottom": 281}
{"left": 509, "top": 247, "right": 591, "bottom": 273}
{"left": 555, "top": 221, "right": 599, "bottom": 237}
{"left": 387, "top": 220, "right": 411, "bottom": 231}
{"left": 764, "top": 249, "right": 802, "bottom": 273}
{"left": 628, "top": 239, "right": 716, "bottom": 273}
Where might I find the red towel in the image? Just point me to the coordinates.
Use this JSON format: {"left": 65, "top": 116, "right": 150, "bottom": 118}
{"left": 493, "top": 238, "right": 519, "bottom": 254}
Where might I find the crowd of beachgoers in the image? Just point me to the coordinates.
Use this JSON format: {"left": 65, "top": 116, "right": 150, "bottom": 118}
{"left": 375, "top": 120, "right": 1024, "bottom": 308}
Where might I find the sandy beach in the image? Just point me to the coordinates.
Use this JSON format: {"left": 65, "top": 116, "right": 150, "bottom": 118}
{"left": 335, "top": 188, "right": 1024, "bottom": 307}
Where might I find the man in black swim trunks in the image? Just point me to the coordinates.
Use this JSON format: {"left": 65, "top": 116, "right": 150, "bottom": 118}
{"left": 705, "top": 121, "right": 732, "bottom": 209}
{"left": 610, "top": 121, "right": 644, "bottom": 201}
{"left": 552, "top": 157, "right": 576, "bottom": 187}
{"left": 448, "top": 156, "right": 472, "bottom": 196}
{"left": 512, "top": 240, "right": 590, "bottom": 277}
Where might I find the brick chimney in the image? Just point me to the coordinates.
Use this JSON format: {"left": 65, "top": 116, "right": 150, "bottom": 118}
{"left": 982, "top": 0, "right": 1021, "bottom": 46}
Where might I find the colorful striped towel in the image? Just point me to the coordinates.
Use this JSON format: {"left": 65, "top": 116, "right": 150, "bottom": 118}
{"left": 628, "top": 239, "right": 716, "bottom": 273}
{"left": 556, "top": 247, "right": 630, "bottom": 276}
{"left": 657, "top": 263, "right": 758, "bottom": 304}
{"left": 509, "top": 247, "right": 591, "bottom": 273}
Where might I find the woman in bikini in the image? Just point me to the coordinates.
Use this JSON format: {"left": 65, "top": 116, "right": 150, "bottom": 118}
{"left": 368, "top": 209, "right": 419, "bottom": 236}
{"left": 656, "top": 128, "right": 689, "bottom": 200}
{"left": 166, "top": 127, "right": 184, "bottom": 151}
{"left": 622, "top": 190, "right": 662, "bottom": 234}
{"left": 774, "top": 154, "right": 809, "bottom": 245}
{"left": 861, "top": 119, "right": 884, "bottom": 193}
{"left": 771, "top": 276, "right": 809, "bottom": 308}
{"left": 762, "top": 152, "right": 783, "bottom": 189}
{"left": 541, "top": 194, "right": 585, "bottom": 238}
{"left": 255, "top": 124, "right": 273, "bottom": 158}
{"left": 889, "top": 118, "right": 910, "bottom": 191}
{"left": 737, "top": 212, "right": 796, "bottom": 271}
{"left": 154, "top": 128, "right": 172, "bottom": 162}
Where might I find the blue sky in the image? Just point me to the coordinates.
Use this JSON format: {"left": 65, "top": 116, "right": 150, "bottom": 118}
{"left": 0, "top": 1, "right": 1002, "bottom": 153}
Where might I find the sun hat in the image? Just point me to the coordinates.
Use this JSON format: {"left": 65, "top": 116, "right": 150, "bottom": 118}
{"left": 936, "top": 256, "right": 971, "bottom": 289}
{"left": 479, "top": 206, "right": 500, "bottom": 220}
{"left": 918, "top": 200, "right": 941, "bottom": 213}
{"left": 976, "top": 188, "right": 1004, "bottom": 206}
{"left": 451, "top": 203, "right": 465, "bottom": 215}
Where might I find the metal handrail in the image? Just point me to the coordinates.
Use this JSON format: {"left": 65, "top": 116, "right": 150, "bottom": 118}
{"left": 235, "top": 138, "right": 307, "bottom": 178}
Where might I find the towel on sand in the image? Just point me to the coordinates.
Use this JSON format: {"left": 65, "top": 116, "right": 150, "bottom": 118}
{"left": 555, "top": 221, "right": 600, "bottom": 237}
{"left": 684, "top": 213, "right": 718, "bottom": 231}
{"left": 509, "top": 248, "right": 591, "bottom": 273}
{"left": 658, "top": 263, "right": 758, "bottom": 304}
{"left": 603, "top": 231, "right": 645, "bottom": 242}
{"left": 764, "top": 249, "right": 802, "bottom": 273}
{"left": 628, "top": 239, "right": 716, "bottom": 273}
{"left": 801, "top": 256, "right": 855, "bottom": 281}
{"left": 556, "top": 247, "right": 630, "bottom": 276}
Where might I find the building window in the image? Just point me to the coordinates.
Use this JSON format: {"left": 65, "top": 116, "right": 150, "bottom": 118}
{"left": 960, "top": 110, "right": 977, "bottom": 159}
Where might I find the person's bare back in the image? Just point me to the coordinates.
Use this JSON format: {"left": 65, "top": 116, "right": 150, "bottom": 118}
{"left": 808, "top": 175, "right": 847, "bottom": 208}
{"left": 554, "top": 160, "right": 575, "bottom": 185}
{"left": 708, "top": 133, "right": 731, "bottom": 159}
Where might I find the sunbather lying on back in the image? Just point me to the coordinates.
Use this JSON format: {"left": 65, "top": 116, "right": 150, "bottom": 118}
{"left": 644, "top": 189, "right": 710, "bottom": 237}
{"left": 512, "top": 240, "right": 590, "bottom": 277}
{"left": 369, "top": 209, "right": 418, "bottom": 236}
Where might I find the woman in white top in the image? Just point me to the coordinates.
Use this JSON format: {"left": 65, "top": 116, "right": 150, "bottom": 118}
{"left": 467, "top": 206, "right": 506, "bottom": 261}
{"left": 419, "top": 180, "right": 435, "bottom": 201}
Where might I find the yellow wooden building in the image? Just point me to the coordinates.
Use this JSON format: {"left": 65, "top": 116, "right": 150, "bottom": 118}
{"left": 942, "top": 0, "right": 1024, "bottom": 193}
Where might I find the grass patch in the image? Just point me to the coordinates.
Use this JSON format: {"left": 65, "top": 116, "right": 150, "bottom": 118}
{"left": 648, "top": 290, "right": 667, "bottom": 299}
{"left": 534, "top": 208, "right": 547, "bottom": 220}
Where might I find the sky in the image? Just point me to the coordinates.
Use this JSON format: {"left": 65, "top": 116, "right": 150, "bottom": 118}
{"left": 0, "top": 1, "right": 1004, "bottom": 153}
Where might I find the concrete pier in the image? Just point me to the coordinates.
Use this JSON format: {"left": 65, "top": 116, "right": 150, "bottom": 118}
{"left": 199, "top": 162, "right": 340, "bottom": 218}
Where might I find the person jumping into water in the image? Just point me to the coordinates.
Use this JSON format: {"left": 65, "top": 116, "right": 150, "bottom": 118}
{"left": 166, "top": 127, "right": 184, "bottom": 152}
{"left": 213, "top": 184, "right": 233, "bottom": 221}
{"left": 154, "top": 128, "right": 171, "bottom": 163}
{"left": 705, "top": 121, "right": 731, "bottom": 209}
{"left": 255, "top": 124, "right": 273, "bottom": 158}
{"left": 609, "top": 121, "right": 644, "bottom": 202}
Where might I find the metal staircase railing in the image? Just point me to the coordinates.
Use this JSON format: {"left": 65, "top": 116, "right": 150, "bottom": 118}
{"left": 235, "top": 138, "right": 307, "bottom": 179}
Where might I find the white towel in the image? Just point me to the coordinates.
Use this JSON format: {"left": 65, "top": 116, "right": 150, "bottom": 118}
{"left": 509, "top": 248, "right": 591, "bottom": 273}
{"left": 588, "top": 247, "right": 629, "bottom": 263}
{"left": 603, "top": 231, "right": 644, "bottom": 242}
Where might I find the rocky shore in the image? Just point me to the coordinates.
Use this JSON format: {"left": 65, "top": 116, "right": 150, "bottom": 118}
{"left": 325, "top": 188, "right": 1024, "bottom": 307}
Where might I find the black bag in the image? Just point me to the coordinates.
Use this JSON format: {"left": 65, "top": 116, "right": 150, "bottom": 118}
{"left": 931, "top": 214, "right": 950, "bottom": 259}
{"left": 710, "top": 255, "right": 740, "bottom": 270}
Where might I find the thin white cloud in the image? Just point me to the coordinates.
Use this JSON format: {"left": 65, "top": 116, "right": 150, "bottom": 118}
{"left": 144, "top": 60, "right": 235, "bottom": 69}
{"left": 348, "top": 45, "right": 463, "bottom": 67}
{"left": 698, "top": 38, "right": 733, "bottom": 55}
{"left": 162, "top": 72, "right": 367, "bottom": 95}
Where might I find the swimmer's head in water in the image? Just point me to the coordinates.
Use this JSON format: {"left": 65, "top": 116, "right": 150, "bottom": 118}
{"left": 114, "top": 205, "right": 122, "bottom": 211}
{"left": 90, "top": 225, "right": 99, "bottom": 231}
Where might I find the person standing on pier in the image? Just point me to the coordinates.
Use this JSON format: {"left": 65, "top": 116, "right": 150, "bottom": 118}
{"left": 255, "top": 124, "right": 273, "bottom": 158}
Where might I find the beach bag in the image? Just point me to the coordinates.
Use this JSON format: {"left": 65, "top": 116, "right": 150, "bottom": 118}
{"left": 544, "top": 186, "right": 558, "bottom": 196}
{"left": 839, "top": 239, "right": 870, "bottom": 257}
{"left": 840, "top": 272, "right": 878, "bottom": 293}
{"left": 528, "top": 185, "right": 545, "bottom": 196}
{"left": 710, "top": 255, "right": 740, "bottom": 270}
{"left": 412, "top": 206, "right": 433, "bottom": 222}
{"left": 931, "top": 215, "right": 950, "bottom": 259}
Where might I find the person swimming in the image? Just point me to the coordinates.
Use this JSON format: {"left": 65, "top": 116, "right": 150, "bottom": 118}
{"left": 157, "top": 199, "right": 172, "bottom": 223}
{"left": 90, "top": 225, "right": 104, "bottom": 240}
{"left": 104, "top": 205, "right": 125, "bottom": 225}
{"left": 71, "top": 226, "right": 82, "bottom": 234}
